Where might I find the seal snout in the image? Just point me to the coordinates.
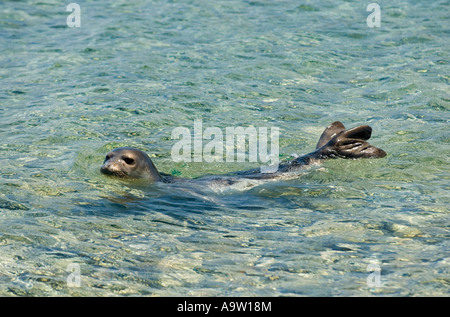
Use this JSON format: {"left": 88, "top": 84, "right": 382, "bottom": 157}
{"left": 100, "top": 150, "right": 132, "bottom": 178}
{"left": 100, "top": 160, "right": 126, "bottom": 177}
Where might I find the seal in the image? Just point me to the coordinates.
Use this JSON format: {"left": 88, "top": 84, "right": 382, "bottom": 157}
{"left": 100, "top": 122, "right": 386, "bottom": 184}
{"left": 100, "top": 146, "right": 162, "bottom": 182}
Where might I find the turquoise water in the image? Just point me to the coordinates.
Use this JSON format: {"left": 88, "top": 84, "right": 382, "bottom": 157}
{"left": 0, "top": 0, "right": 449, "bottom": 296}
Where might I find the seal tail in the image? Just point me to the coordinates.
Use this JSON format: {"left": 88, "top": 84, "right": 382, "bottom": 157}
{"left": 317, "top": 122, "right": 386, "bottom": 159}
{"left": 316, "top": 121, "right": 347, "bottom": 149}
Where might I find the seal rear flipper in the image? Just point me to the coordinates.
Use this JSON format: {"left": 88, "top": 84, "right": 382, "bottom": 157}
{"left": 316, "top": 121, "right": 346, "bottom": 149}
{"left": 341, "top": 125, "right": 372, "bottom": 141}
{"left": 319, "top": 124, "right": 386, "bottom": 159}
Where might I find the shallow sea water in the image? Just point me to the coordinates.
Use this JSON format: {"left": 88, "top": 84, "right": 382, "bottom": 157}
{"left": 0, "top": 0, "right": 449, "bottom": 296}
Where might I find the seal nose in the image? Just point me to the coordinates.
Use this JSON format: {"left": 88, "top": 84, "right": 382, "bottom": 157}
{"left": 100, "top": 158, "right": 129, "bottom": 178}
{"left": 100, "top": 162, "right": 110, "bottom": 174}
{"left": 100, "top": 161, "right": 118, "bottom": 175}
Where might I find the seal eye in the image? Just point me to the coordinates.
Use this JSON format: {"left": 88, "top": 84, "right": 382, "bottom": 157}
{"left": 123, "top": 157, "right": 135, "bottom": 165}
{"left": 104, "top": 155, "right": 111, "bottom": 163}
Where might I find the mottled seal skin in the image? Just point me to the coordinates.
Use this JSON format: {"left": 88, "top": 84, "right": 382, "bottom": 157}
{"left": 100, "top": 122, "right": 386, "bottom": 183}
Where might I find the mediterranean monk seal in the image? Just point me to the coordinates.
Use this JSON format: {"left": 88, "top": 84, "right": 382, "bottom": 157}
{"left": 100, "top": 121, "right": 386, "bottom": 186}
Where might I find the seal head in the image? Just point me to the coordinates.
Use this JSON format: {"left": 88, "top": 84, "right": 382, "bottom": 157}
{"left": 100, "top": 147, "right": 162, "bottom": 182}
